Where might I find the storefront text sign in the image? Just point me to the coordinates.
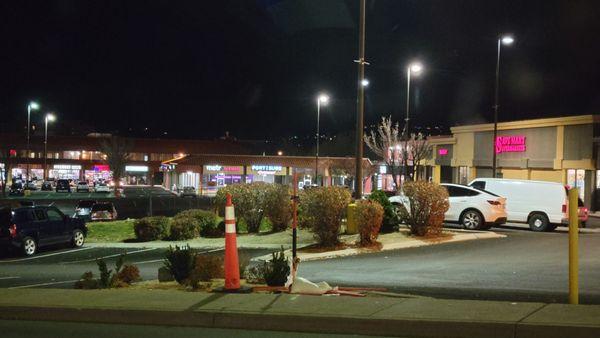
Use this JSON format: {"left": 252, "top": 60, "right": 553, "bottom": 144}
{"left": 251, "top": 165, "right": 282, "bottom": 172}
{"left": 495, "top": 135, "right": 526, "bottom": 154}
{"left": 438, "top": 148, "right": 448, "bottom": 156}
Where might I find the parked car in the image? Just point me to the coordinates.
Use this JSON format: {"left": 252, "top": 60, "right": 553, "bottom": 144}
{"left": 180, "top": 186, "right": 198, "bottom": 198}
{"left": 390, "top": 183, "right": 507, "bottom": 230}
{"left": 90, "top": 202, "right": 117, "bottom": 221}
{"left": 94, "top": 182, "right": 111, "bottom": 193}
{"left": 76, "top": 181, "right": 90, "bottom": 193}
{"left": 56, "top": 179, "right": 71, "bottom": 193}
{"left": 74, "top": 200, "right": 97, "bottom": 221}
{"left": 469, "top": 178, "right": 567, "bottom": 232}
{"left": 0, "top": 205, "right": 87, "bottom": 256}
{"left": 24, "top": 181, "right": 38, "bottom": 191}
{"left": 9, "top": 182, "right": 24, "bottom": 196}
{"left": 41, "top": 181, "right": 53, "bottom": 191}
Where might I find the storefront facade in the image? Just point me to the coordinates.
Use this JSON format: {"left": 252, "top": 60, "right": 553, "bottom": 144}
{"left": 429, "top": 115, "right": 600, "bottom": 210}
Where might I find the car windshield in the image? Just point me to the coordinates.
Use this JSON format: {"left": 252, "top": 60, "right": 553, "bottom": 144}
{"left": 184, "top": 187, "right": 194, "bottom": 192}
{"left": 78, "top": 182, "right": 88, "bottom": 185}
{"left": 91, "top": 204, "right": 112, "bottom": 212}
{"left": 77, "top": 200, "right": 96, "bottom": 208}
{"left": 98, "top": 183, "right": 107, "bottom": 187}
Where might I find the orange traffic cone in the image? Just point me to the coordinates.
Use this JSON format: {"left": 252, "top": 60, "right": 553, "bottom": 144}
{"left": 224, "top": 193, "right": 240, "bottom": 290}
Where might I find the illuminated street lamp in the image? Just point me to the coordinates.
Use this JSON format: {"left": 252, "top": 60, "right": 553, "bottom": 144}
{"left": 315, "top": 93, "right": 330, "bottom": 185}
{"left": 26, "top": 101, "right": 40, "bottom": 181}
{"left": 43, "top": 113, "right": 56, "bottom": 179}
{"left": 361, "top": 79, "right": 370, "bottom": 87}
{"left": 405, "top": 62, "right": 423, "bottom": 138}
{"left": 492, "top": 34, "right": 515, "bottom": 177}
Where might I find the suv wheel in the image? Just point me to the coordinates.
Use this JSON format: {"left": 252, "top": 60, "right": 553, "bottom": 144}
{"left": 529, "top": 213, "right": 550, "bottom": 232}
{"left": 22, "top": 237, "right": 37, "bottom": 256}
{"left": 72, "top": 229, "right": 85, "bottom": 248}
{"left": 461, "top": 210, "right": 484, "bottom": 230}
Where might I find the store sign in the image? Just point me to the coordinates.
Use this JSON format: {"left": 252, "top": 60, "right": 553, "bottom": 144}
{"left": 438, "top": 148, "right": 448, "bottom": 156}
{"left": 205, "top": 165, "right": 223, "bottom": 171}
{"left": 160, "top": 164, "right": 175, "bottom": 172}
{"left": 495, "top": 135, "right": 526, "bottom": 154}
{"left": 379, "top": 165, "right": 387, "bottom": 174}
{"left": 53, "top": 164, "right": 82, "bottom": 170}
{"left": 251, "top": 165, "right": 282, "bottom": 172}
{"left": 93, "top": 165, "right": 110, "bottom": 171}
{"left": 204, "top": 165, "right": 243, "bottom": 173}
{"left": 125, "top": 165, "right": 148, "bottom": 172}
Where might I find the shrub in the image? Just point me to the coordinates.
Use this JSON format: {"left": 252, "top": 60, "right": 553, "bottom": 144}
{"left": 117, "top": 265, "right": 141, "bottom": 284}
{"left": 262, "top": 247, "right": 290, "bottom": 286}
{"left": 264, "top": 184, "right": 292, "bottom": 232}
{"left": 76, "top": 254, "right": 140, "bottom": 289}
{"left": 299, "top": 186, "right": 352, "bottom": 247}
{"left": 74, "top": 271, "right": 99, "bottom": 289}
{"left": 214, "top": 182, "right": 270, "bottom": 233}
{"left": 164, "top": 245, "right": 196, "bottom": 285}
{"left": 189, "top": 255, "right": 224, "bottom": 288}
{"left": 356, "top": 200, "right": 384, "bottom": 246}
{"left": 133, "top": 216, "right": 171, "bottom": 241}
{"left": 397, "top": 181, "right": 449, "bottom": 236}
{"left": 175, "top": 209, "right": 220, "bottom": 237}
{"left": 368, "top": 190, "right": 399, "bottom": 233}
{"left": 170, "top": 216, "right": 199, "bottom": 240}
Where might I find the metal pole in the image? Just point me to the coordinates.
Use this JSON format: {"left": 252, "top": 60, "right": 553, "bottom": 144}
{"left": 568, "top": 188, "right": 579, "bottom": 305}
{"left": 315, "top": 99, "right": 320, "bottom": 185}
{"left": 405, "top": 67, "right": 411, "bottom": 137}
{"left": 492, "top": 38, "right": 501, "bottom": 178}
{"left": 354, "top": 0, "right": 366, "bottom": 199}
{"left": 26, "top": 104, "right": 31, "bottom": 182}
{"left": 292, "top": 172, "right": 298, "bottom": 259}
{"left": 43, "top": 116, "right": 48, "bottom": 180}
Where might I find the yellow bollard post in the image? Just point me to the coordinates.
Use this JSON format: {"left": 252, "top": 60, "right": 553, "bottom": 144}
{"left": 568, "top": 188, "right": 579, "bottom": 305}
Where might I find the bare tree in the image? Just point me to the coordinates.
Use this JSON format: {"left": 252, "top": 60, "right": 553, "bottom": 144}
{"left": 100, "top": 137, "right": 132, "bottom": 197}
{"left": 364, "top": 116, "right": 405, "bottom": 191}
{"left": 408, "top": 133, "right": 433, "bottom": 180}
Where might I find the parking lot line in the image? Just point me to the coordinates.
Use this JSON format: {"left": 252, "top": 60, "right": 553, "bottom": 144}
{"left": 61, "top": 248, "right": 157, "bottom": 264}
{"left": 9, "top": 279, "right": 80, "bottom": 289}
{"left": 0, "top": 276, "right": 20, "bottom": 280}
{"left": 0, "top": 247, "right": 95, "bottom": 263}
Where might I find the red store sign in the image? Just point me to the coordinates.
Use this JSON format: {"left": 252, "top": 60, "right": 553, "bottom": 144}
{"left": 495, "top": 135, "right": 526, "bottom": 154}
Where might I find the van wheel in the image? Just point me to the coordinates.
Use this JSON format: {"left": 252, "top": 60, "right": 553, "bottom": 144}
{"left": 529, "top": 213, "right": 550, "bottom": 232}
{"left": 22, "top": 237, "right": 37, "bottom": 256}
{"left": 461, "top": 210, "right": 484, "bottom": 230}
{"left": 72, "top": 229, "right": 85, "bottom": 248}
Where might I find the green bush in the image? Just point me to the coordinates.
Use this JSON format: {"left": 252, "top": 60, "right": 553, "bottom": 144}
{"left": 76, "top": 253, "right": 140, "bottom": 289}
{"left": 368, "top": 190, "right": 399, "bottom": 233}
{"left": 356, "top": 200, "right": 384, "bottom": 246}
{"left": 397, "top": 181, "right": 449, "bottom": 236}
{"left": 299, "top": 186, "right": 352, "bottom": 247}
{"left": 175, "top": 209, "right": 220, "bottom": 237}
{"left": 262, "top": 247, "right": 290, "bottom": 286}
{"left": 214, "top": 182, "right": 270, "bottom": 233}
{"left": 133, "top": 216, "right": 171, "bottom": 241}
{"left": 170, "top": 216, "right": 199, "bottom": 240}
{"left": 164, "top": 245, "right": 196, "bottom": 285}
{"left": 264, "top": 184, "right": 292, "bottom": 232}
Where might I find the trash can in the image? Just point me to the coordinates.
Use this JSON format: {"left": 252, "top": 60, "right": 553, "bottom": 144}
{"left": 346, "top": 203, "right": 358, "bottom": 234}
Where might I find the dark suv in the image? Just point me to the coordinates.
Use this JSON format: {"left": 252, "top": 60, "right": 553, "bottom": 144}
{"left": 56, "top": 179, "right": 71, "bottom": 193}
{"left": 0, "top": 206, "right": 87, "bottom": 256}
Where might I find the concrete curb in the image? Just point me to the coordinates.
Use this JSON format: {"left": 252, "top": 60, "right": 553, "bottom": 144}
{"left": 253, "top": 230, "right": 506, "bottom": 262}
{"left": 0, "top": 304, "right": 598, "bottom": 338}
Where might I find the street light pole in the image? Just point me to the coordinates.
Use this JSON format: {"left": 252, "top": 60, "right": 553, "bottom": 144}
{"left": 405, "top": 67, "right": 411, "bottom": 137}
{"left": 44, "top": 113, "right": 55, "bottom": 180}
{"left": 354, "top": 0, "right": 367, "bottom": 198}
{"left": 492, "top": 35, "right": 514, "bottom": 178}
{"left": 315, "top": 94, "right": 329, "bottom": 186}
{"left": 26, "top": 101, "right": 39, "bottom": 181}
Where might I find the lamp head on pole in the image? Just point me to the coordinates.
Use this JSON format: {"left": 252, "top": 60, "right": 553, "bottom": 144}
{"left": 501, "top": 35, "right": 515, "bottom": 45}
{"left": 317, "top": 94, "right": 330, "bottom": 105}
{"left": 29, "top": 102, "right": 40, "bottom": 110}
{"left": 408, "top": 62, "right": 423, "bottom": 75}
{"left": 46, "top": 113, "right": 56, "bottom": 123}
{"left": 361, "top": 79, "right": 370, "bottom": 87}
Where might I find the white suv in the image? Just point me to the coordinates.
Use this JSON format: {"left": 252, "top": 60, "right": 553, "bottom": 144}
{"left": 389, "top": 183, "right": 507, "bottom": 230}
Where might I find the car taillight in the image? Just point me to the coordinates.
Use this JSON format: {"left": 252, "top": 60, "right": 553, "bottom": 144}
{"left": 487, "top": 200, "right": 501, "bottom": 205}
{"left": 9, "top": 224, "right": 17, "bottom": 238}
{"left": 583, "top": 207, "right": 588, "bottom": 213}
{"left": 562, "top": 204, "right": 567, "bottom": 213}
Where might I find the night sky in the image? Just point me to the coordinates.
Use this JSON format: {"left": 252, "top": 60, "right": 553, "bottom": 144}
{"left": 2, "top": 0, "right": 599, "bottom": 140}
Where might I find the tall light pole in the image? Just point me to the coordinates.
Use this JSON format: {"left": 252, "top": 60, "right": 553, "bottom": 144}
{"left": 44, "top": 113, "right": 56, "bottom": 180}
{"left": 315, "top": 94, "right": 329, "bottom": 185}
{"left": 404, "top": 62, "right": 423, "bottom": 138}
{"left": 492, "top": 35, "right": 514, "bottom": 178}
{"left": 26, "top": 101, "right": 40, "bottom": 182}
{"left": 354, "top": 0, "right": 367, "bottom": 198}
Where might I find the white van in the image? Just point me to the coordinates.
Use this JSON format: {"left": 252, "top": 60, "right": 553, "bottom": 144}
{"left": 468, "top": 178, "right": 567, "bottom": 232}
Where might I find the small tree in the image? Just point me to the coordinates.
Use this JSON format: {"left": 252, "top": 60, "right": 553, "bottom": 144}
{"left": 397, "top": 181, "right": 449, "bottom": 236}
{"left": 364, "top": 116, "right": 404, "bottom": 191}
{"left": 408, "top": 133, "right": 433, "bottom": 181}
{"left": 100, "top": 137, "right": 132, "bottom": 197}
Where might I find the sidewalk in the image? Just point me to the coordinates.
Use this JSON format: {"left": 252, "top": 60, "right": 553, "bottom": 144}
{"left": 1, "top": 289, "right": 599, "bottom": 338}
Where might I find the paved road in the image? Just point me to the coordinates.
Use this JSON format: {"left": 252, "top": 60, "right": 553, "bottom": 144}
{"left": 0, "top": 320, "right": 390, "bottom": 338}
{"left": 299, "top": 225, "right": 600, "bottom": 304}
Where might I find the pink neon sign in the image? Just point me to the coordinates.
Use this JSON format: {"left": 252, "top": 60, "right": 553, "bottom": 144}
{"left": 495, "top": 135, "right": 526, "bottom": 154}
{"left": 438, "top": 148, "right": 448, "bottom": 156}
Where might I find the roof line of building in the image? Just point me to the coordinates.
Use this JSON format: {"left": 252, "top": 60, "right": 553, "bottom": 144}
{"left": 451, "top": 114, "right": 598, "bottom": 133}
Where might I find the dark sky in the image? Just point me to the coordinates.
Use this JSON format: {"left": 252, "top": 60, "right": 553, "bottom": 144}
{"left": 2, "top": 0, "right": 599, "bottom": 140}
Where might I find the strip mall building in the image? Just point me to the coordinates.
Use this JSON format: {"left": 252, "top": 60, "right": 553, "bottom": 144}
{"left": 427, "top": 115, "right": 600, "bottom": 210}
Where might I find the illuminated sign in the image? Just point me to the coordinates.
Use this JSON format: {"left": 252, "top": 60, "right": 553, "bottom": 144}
{"left": 205, "top": 165, "right": 222, "bottom": 171}
{"left": 495, "top": 136, "right": 526, "bottom": 154}
{"left": 379, "top": 165, "right": 387, "bottom": 174}
{"left": 93, "top": 165, "right": 110, "bottom": 172}
{"left": 125, "top": 165, "right": 148, "bottom": 172}
{"left": 205, "top": 165, "right": 242, "bottom": 172}
{"left": 438, "top": 148, "right": 448, "bottom": 156}
{"left": 251, "top": 165, "right": 282, "bottom": 172}
{"left": 53, "top": 164, "right": 82, "bottom": 170}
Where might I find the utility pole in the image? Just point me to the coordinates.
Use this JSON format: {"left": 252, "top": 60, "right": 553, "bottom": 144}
{"left": 354, "top": 0, "right": 367, "bottom": 199}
